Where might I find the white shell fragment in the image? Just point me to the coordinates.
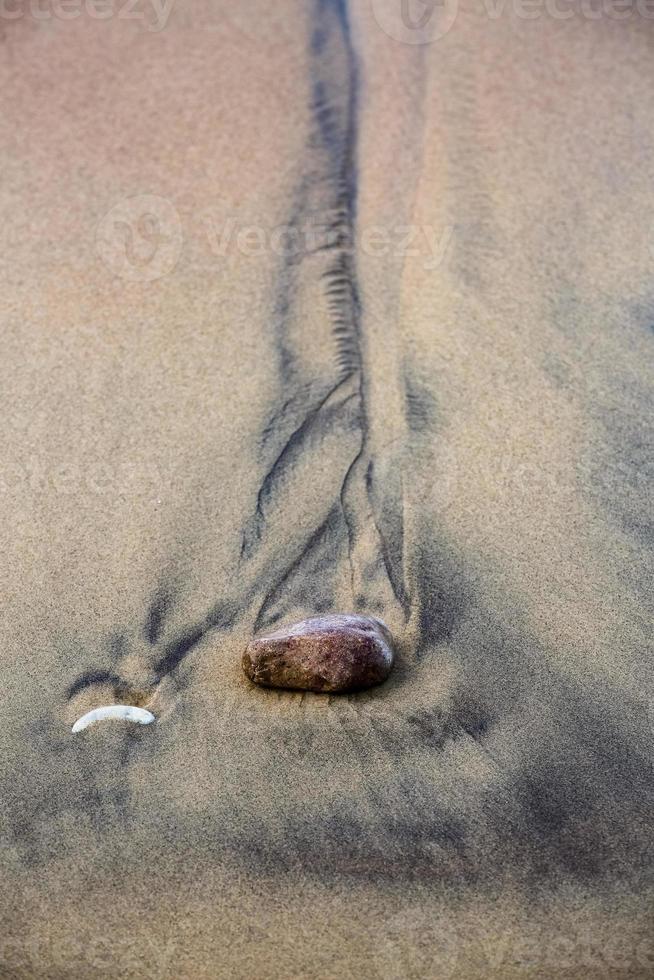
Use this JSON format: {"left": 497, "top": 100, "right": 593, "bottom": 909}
{"left": 71, "top": 705, "right": 156, "bottom": 733}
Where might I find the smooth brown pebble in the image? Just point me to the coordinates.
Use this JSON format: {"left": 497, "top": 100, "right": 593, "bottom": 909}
{"left": 242, "top": 614, "right": 395, "bottom": 693}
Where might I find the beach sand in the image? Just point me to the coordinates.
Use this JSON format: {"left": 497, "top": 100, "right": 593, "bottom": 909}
{"left": 0, "top": 1, "right": 652, "bottom": 976}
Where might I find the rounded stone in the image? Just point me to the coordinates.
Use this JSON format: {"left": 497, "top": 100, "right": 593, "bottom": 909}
{"left": 242, "top": 614, "right": 395, "bottom": 693}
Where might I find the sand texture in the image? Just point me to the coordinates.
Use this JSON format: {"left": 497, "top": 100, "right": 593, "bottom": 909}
{"left": 0, "top": 1, "right": 652, "bottom": 976}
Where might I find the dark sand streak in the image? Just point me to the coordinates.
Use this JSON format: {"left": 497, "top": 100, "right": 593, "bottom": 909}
{"left": 238, "top": 0, "right": 407, "bottom": 616}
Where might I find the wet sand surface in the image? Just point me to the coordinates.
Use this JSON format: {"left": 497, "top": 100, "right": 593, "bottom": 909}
{"left": 0, "top": 1, "right": 652, "bottom": 976}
